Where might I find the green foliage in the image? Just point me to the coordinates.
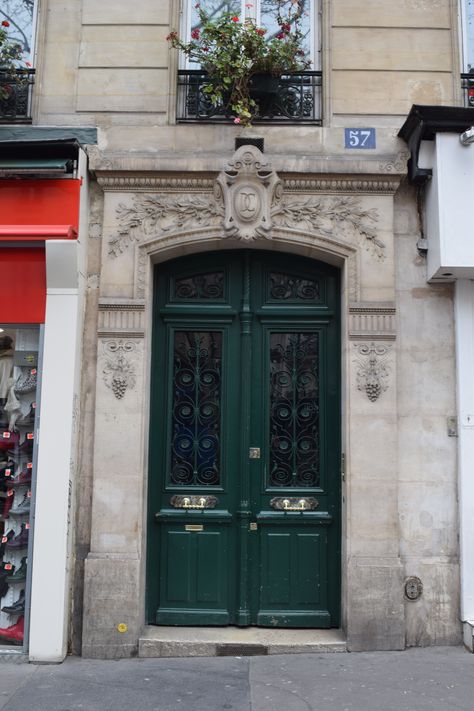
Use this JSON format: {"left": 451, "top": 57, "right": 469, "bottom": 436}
{"left": 167, "top": 1, "right": 310, "bottom": 125}
{"left": 0, "top": 21, "right": 27, "bottom": 101}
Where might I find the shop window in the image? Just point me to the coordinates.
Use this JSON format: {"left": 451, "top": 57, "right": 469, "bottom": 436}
{"left": 0, "top": 326, "right": 40, "bottom": 648}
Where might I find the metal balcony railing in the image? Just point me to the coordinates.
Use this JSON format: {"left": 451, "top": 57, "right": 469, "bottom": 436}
{"left": 461, "top": 73, "right": 474, "bottom": 108}
{"left": 176, "top": 70, "right": 322, "bottom": 124}
{"left": 0, "top": 69, "right": 35, "bottom": 123}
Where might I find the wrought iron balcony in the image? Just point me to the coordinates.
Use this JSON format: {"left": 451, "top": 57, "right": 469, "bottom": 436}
{"left": 176, "top": 70, "right": 322, "bottom": 124}
{"left": 0, "top": 69, "right": 35, "bottom": 123}
{"left": 461, "top": 73, "right": 474, "bottom": 108}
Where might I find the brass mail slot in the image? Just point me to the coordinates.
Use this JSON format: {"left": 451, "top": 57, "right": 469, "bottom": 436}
{"left": 185, "top": 524, "right": 204, "bottom": 532}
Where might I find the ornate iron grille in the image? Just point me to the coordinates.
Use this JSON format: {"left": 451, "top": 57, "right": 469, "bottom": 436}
{"left": 269, "top": 332, "right": 320, "bottom": 488}
{"left": 0, "top": 69, "right": 35, "bottom": 123}
{"left": 169, "top": 331, "right": 222, "bottom": 487}
{"left": 177, "top": 70, "right": 322, "bottom": 124}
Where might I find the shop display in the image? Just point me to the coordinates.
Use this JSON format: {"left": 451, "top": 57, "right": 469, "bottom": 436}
{"left": 0, "top": 328, "right": 39, "bottom": 648}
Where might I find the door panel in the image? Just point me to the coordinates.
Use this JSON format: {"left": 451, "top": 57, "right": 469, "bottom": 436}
{"left": 148, "top": 251, "right": 340, "bottom": 628}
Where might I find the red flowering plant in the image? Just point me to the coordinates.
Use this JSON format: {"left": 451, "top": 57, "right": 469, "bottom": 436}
{"left": 167, "top": 1, "right": 310, "bottom": 125}
{"left": 0, "top": 20, "right": 28, "bottom": 102}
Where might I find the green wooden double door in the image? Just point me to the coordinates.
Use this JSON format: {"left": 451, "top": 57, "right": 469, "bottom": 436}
{"left": 147, "top": 250, "right": 340, "bottom": 627}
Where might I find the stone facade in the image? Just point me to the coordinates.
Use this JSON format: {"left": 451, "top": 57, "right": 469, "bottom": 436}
{"left": 22, "top": 0, "right": 466, "bottom": 655}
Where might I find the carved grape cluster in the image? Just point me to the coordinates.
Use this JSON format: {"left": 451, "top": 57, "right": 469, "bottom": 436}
{"left": 365, "top": 378, "right": 381, "bottom": 402}
{"left": 112, "top": 375, "right": 127, "bottom": 399}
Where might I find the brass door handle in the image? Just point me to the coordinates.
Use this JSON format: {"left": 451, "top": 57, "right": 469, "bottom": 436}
{"left": 270, "top": 496, "right": 319, "bottom": 511}
{"left": 169, "top": 494, "right": 218, "bottom": 509}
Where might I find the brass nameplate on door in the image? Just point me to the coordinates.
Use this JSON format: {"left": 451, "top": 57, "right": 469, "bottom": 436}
{"left": 185, "top": 524, "right": 204, "bottom": 532}
{"left": 270, "top": 497, "right": 319, "bottom": 511}
{"left": 249, "top": 447, "right": 260, "bottom": 459}
{"left": 170, "top": 495, "right": 218, "bottom": 509}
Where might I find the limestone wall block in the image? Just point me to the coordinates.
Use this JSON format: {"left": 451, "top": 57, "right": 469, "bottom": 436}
{"left": 349, "top": 415, "right": 397, "bottom": 478}
{"left": 398, "top": 481, "right": 458, "bottom": 558}
{"left": 404, "top": 562, "right": 461, "bottom": 647}
{"left": 82, "top": 0, "right": 170, "bottom": 24}
{"left": 76, "top": 69, "right": 169, "bottom": 112}
{"left": 346, "top": 558, "right": 405, "bottom": 651}
{"left": 82, "top": 558, "right": 142, "bottom": 658}
{"left": 398, "top": 415, "right": 457, "bottom": 483}
{"left": 332, "top": 71, "right": 453, "bottom": 116}
{"left": 79, "top": 26, "right": 169, "bottom": 68}
{"left": 332, "top": 28, "right": 452, "bottom": 72}
{"left": 332, "top": 0, "right": 451, "bottom": 28}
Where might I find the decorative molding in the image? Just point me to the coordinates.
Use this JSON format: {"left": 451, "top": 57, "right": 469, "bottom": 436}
{"left": 349, "top": 302, "right": 396, "bottom": 340}
{"left": 283, "top": 176, "right": 401, "bottom": 194}
{"left": 98, "top": 301, "right": 146, "bottom": 338}
{"left": 216, "top": 145, "right": 282, "bottom": 241}
{"left": 101, "top": 340, "right": 140, "bottom": 399}
{"left": 97, "top": 175, "right": 215, "bottom": 193}
{"left": 378, "top": 152, "right": 410, "bottom": 175}
{"left": 273, "top": 196, "right": 383, "bottom": 259}
{"left": 354, "top": 342, "right": 392, "bottom": 402}
{"left": 108, "top": 194, "right": 223, "bottom": 256}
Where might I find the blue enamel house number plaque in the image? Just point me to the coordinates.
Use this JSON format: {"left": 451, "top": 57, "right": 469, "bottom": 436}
{"left": 344, "top": 128, "right": 376, "bottom": 149}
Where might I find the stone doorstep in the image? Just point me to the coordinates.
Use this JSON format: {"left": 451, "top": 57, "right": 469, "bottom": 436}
{"left": 138, "top": 627, "right": 346, "bottom": 658}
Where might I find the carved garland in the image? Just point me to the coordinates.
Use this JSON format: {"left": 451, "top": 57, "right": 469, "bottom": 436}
{"left": 354, "top": 342, "right": 392, "bottom": 402}
{"left": 102, "top": 340, "right": 138, "bottom": 400}
{"left": 108, "top": 146, "right": 384, "bottom": 259}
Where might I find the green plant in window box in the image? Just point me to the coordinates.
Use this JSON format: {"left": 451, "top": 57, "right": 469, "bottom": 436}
{"left": 0, "top": 20, "right": 29, "bottom": 103}
{"left": 167, "top": 1, "right": 310, "bottom": 126}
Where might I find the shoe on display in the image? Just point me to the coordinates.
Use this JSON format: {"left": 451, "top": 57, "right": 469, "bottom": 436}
{"left": 17, "top": 433, "right": 34, "bottom": 455}
{"left": 5, "top": 465, "right": 32, "bottom": 489}
{"left": 9, "top": 492, "right": 31, "bottom": 516}
{"left": 14, "top": 369, "right": 37, "bottom": 395}
{"left": 0, "top": 530, "right": 15, "bottom": 558}
{"left": 6, "top": 557, "right": 25, "bottom": 583}
{"left": 18, "top": 403, "right": 36, "bottom": 427}
{"left": 5, "top": 524, "right": 28, "bottom": 551}
{"left": 0, "top": 615, "right": 24, "bottom": 644}
{"left": 0, "top": 431, "right": 19, "bottom": 452}
{"left": 0, "top": 491, "right": 14, "bottom": 520}
{"left": 0, "top": 561, "right": 15, "bottom": 596}
{"left": 1, "top": 589, "right": 25, "bottom": 614}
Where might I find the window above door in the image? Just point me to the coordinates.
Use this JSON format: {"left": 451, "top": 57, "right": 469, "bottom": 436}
{"left": 175, "top": 0, "right": 322, "bottom": 124}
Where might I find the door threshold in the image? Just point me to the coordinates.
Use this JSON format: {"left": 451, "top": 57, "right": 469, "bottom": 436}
{"left": 138, "top": 626, "right": 346, "bottom": 658}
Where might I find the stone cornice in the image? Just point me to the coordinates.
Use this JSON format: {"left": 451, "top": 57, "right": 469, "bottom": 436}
{"left": 96, "top": 173, "right": 401, "bottom": 195}
{"left": 349, "top": 302, "right": 397, "bottom": 340}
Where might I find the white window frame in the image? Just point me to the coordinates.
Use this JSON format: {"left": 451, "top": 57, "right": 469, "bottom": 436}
{"left": 461, "top": 0, "right": 474, "bottom": 71}
{"left": 180, "top": 0, "right": 320, "bottom": 70}
{"left": 0, "top": 0, "right": 38, "bottom": 64}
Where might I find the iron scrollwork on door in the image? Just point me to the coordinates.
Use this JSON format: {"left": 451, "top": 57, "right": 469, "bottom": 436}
{"left": 269, "top": 332, "right": 320, "bottom": 488}
{"left": 169, "top": 331, "right": 221, "bottom": 486}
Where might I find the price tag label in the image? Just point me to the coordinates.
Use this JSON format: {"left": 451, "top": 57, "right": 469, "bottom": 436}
{"left": 7, "top": 490, "right": 14, "bottom": 497}
{"left": 4, "top": 564, "right": 12, "bottom": 570}
{"left": 5, "top": 469, "right": 11, "bottom": 476}
{"left": 31, "top": 369, "right": 37, "bottom": 375}
{"left": 27, "top": 433, "right": 34, "bottom": 440}
{"left": 25, "top": 523, "right": 30, "bottom": 530}
{"left": 2, "top": 432, "right": 10, "bottom": 439}
{"left": 1, "top": 537, "right": 7, "bottom": 543}
{"left": 27, "top": 490, "right": 32, "bottom": 498}
{"left": 344, "top": 128, "right": 376, "bottom": 149}
{"left": 27, "top": 462, "right": 33, "bottom": 469}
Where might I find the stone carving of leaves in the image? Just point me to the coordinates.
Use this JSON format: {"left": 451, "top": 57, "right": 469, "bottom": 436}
{"left": 109, "top": 194, "right": 224, "bottom": 256}
{"left": 273, "top": 196, "right": 384, "bottom": 259}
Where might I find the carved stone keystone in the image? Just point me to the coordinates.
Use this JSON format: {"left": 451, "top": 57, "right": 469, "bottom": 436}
{"left": 215, "top": 145, "right": 282, "bottom": 241}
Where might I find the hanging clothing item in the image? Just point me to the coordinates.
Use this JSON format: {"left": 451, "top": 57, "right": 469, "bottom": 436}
{"left": 4, "top": 385, "right": 21, "bottom": 432}
{"left": 0, "top": 351, "right": 13, "bottom": 400}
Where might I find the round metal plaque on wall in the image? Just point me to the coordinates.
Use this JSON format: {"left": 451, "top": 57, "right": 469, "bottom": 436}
{"left": 404, "top": 576, "right": 423, "bottom": 601}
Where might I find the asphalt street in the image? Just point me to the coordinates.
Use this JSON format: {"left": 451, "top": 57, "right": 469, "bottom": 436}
{"left": 0, "top": 646, "right": 472, "bottom": 711}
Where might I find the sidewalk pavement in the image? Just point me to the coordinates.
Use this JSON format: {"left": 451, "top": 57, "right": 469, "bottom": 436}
{"left": 0, "top": 646, "right": 472, "bottom": 711}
